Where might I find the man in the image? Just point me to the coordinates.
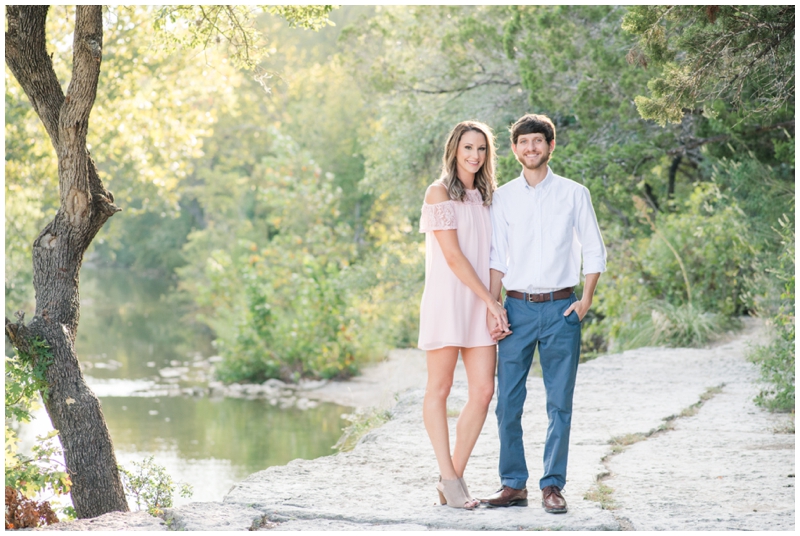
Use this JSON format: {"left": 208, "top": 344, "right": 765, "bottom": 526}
{"left": 481, "top": 114, "right": 606, "bottom": 513}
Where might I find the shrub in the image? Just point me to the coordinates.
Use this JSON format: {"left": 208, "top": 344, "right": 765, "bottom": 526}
{"left": 214, "top": 257, "right": 364, "bottom": 382}
{"left": 637, "top": 184, "right": 757, "bottom": 316}
{"left": 750, "top": 217, "right": 795, "bottom": 412}
{"left": 180, "top": 131, "right": 378, "bottom": 383}
{"left": 118, "top": 456, "right": 193, "bottom": 516}
{"left": 333, "top": 407, "right": 392, "bottom": 452}
{"left": 5, "top": 338, "right": 72, "bottom": 522}
{"left": 597, "top": 183, "right": 755, "bottom": 351}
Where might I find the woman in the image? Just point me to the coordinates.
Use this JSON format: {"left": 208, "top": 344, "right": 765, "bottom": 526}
{"left": 418, "top": 121, "right": 510, "bottom": 509}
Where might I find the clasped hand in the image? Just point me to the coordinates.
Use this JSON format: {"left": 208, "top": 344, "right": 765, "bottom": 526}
{"left": 486, "top": 301, "right": 511, "bottom": 342}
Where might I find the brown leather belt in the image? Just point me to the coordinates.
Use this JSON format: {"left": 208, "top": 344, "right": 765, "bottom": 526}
{"left": 506, "top": 287, "right": 574, "bottom": 303}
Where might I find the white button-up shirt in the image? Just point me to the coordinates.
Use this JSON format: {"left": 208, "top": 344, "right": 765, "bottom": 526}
{"left": 489, "top": 167, "right": 607, "bottom": 293}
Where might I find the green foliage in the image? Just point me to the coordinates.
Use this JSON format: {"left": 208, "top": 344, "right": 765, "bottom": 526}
{"left": 118, "top": 456, "right": 193, "bottom": 515}
{"left": 153, "top": 5, "right": 333, "bottom": 73}
{"left": 270, "top": 56, "right": 371, "bottom": 232}
{"left": 6, "top": 6, "right": 337, "bottom": 284}
{"left": 598, "top": 184, "right": 757, "bottom": 351}
{"left": 750, "top": 218, "right": 795, "bottom": 412}
{"left": 5, "top": 6, "right": 242, "bottom": 287}
{"left": 5, "top": 339, "right": 71, "bottom": 502}
{"left": 503, "top": 5, "right": 678, "bottom": 225}
{"left": 7, "top": 5, "right": 794, "bottom": 392}
{"left": 641, "top": 184, "right": 757, "bottom": 316}
{"left": 4, "top": 430, "right": 71, "bottom": 502}
{"left": 623, "top": 6, "right": 795, "bottom": 125}
{"left": 340, "top": 5, "right": 526, "bottom": 210}
{"left": 706, "top": 157, "right": 795, "bottom": 248}
{"left": 6, "top": 337, "right": 53, "bottom": 416}
{"left": 179, "top": 129, "right": 376, "bottom": 382}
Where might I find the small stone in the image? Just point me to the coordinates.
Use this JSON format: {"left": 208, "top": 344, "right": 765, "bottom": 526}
{"left": 263, "top": 378, "right": 287, "bottom": 389}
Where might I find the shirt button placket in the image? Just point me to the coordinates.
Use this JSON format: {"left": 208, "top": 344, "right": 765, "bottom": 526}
{"left": 535, "top": 188, "right": 542, "bottom": 287}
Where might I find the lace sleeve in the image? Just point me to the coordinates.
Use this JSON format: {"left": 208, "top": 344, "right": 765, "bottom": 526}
{"left": 420, "top": 201, "right": 457, "bottom": 233}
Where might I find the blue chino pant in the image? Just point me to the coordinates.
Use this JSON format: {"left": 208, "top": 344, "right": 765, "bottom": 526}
{"left": 495, "top": 292, "right": 581, "bottom": 491}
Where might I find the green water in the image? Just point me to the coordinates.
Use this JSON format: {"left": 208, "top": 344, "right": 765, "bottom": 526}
{"left": 102, "top": 396, "right": 345, "bottom": 470}
{"left": 19, "top": 268, "right": 349, "bottom": 506}
{"left": 75, "top": 268, "right": 216, "bottom": 380}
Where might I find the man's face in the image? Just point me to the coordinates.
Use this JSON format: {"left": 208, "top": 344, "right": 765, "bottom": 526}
{"left": 512, "top": 132, "right": 554, "bottom": 171}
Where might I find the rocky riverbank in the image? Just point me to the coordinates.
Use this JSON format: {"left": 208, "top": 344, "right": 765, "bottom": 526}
{"left": 37, "top": 318, "right": 794, "bottom": 531}
{"left": 82, "top": 348, "right": 431, "bottom": 413}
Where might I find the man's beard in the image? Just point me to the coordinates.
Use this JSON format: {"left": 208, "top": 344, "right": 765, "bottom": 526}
{"left": 519, "top": 152, "right": 550, "bottom": 170}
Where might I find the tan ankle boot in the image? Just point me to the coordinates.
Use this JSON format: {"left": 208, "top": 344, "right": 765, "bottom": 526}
{"left": 437, "top": 477, "right": 478, "bottom": 509}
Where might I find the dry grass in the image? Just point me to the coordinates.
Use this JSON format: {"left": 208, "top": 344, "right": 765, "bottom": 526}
{"left": 584, "top": 473, "right": 616, "bottom": 510}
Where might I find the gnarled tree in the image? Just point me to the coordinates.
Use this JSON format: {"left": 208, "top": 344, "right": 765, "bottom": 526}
{"left": 5, "top": 5, "right": 127, "bottom": 518}
{"left": 5, "top": 4, "right": 333, "bottom": 519}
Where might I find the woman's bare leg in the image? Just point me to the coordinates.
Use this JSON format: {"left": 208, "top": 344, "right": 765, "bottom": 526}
{"left": 452, "top": 345, "right": 497, "bottom": 477}
{"left": 423, "top": 346, "right": 459, "bottom": 480}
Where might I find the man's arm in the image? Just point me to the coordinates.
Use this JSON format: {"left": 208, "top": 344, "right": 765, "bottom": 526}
{"left": 566, "top": 186, "right": 606, "bottom": 321}
{"left": 487, "top": 193, "right": 512, "bottom": 341}
{"left": 489, "top": 268, "right": 504, "bottom": 302}
{"left": 564, "top": 272, "right": 600, "bottom": 321}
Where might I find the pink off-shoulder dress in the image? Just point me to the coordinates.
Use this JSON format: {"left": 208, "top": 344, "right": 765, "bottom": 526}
{"left": 418, "top": 188, "right": 495, "bottom": 350}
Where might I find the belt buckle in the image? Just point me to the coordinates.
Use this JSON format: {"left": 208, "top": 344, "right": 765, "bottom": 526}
{"left": 527, "top": 292, "right": 544, "bottom": 303}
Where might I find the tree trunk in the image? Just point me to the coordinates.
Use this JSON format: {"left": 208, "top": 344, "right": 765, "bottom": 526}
{"left": 667, "top": 155, "right": 681, "bottom": 206}
{"left": 5, "top": 5, "right": 128, "bottom": 518}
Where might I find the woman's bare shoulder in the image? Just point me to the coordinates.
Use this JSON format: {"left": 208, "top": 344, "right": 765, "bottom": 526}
{"left": 424, "top": 182, "right": 450, "bottom": 205}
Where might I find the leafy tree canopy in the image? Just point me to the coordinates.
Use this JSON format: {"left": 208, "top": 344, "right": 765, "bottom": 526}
{"left": 623, "top": 5, "right": 795, "bottom": 125}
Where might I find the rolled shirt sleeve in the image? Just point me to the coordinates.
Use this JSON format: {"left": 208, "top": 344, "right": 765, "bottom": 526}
{"left": 574, "top": 186, "right": 607, "bottom": 275}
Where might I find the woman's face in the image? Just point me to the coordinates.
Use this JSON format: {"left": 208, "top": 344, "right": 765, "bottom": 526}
{"left": 455, "top": 130, "right": 487, "bottom": 180}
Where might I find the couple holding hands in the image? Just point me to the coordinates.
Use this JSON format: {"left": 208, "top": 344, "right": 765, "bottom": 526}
{"left": 418, "top": 114, "right": 606, "bottom": 513}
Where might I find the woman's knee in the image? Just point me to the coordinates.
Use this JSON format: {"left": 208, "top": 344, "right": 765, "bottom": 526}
{"left": 470, "top": 382, "right": 495, "bottom": 408}
{"left": 425, "top": 379, "right": 453, "bottom": 401}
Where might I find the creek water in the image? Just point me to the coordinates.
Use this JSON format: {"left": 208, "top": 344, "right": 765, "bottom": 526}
{"left": 16, "top": 268, "right": 350, "bottom": 507}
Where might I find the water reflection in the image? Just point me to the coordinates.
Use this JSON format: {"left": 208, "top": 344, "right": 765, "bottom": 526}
{"left": 102, "top": 396, "right": 346, "bottom": 474}
{"left": 16, "top": 268, "right": 350, "bottom": 508}
{"left": 76, "top": 267, "right": 215, "bottom": 380}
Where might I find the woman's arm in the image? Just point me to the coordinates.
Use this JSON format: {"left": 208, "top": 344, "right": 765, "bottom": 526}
{"left": 426, "top": 184, "right": 509, "bottom": 332}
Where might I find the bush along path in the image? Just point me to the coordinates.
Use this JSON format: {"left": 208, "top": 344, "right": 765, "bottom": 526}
{"left": 37, "top": 318, "right": 794, "bottom": 531}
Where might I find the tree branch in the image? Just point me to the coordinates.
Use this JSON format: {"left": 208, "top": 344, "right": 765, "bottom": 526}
{"left": 61, "top": 6, "right": 103, "bottom": 132}
{"left": 406, "top": 78, "right": 520, "bottom": 95}
{"left": 57, "top": 6, "right": 105, "bottom": 222}
{"left": 4, "top": 5, "right": 65, "bottom": 149}
{"left": 667, "top": 120, "right": 795, "bottom": 156}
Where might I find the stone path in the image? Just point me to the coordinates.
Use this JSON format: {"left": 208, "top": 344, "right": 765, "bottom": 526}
{"left": 40, "top": 318, "right": 794, "bottom": 531}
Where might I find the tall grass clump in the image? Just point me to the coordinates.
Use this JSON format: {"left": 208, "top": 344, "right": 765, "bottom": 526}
{"left": 613, "top": 300, "right": 740, "bottom": 351}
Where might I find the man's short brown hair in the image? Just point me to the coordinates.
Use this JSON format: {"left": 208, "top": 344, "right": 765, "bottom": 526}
{"left": 510, "top": 114, "right": 556, "bottom": 145}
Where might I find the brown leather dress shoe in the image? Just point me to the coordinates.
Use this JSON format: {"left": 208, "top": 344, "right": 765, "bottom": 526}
{"left": 541, "top": 485, "right": 567, "bottom": 513}
{"left": 481, "top": 486, "right": 528, "bottom": 507}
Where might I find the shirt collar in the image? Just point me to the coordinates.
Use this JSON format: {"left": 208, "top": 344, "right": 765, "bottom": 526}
{"left": 519, "top": 166, "right": 554, "bottom": 190}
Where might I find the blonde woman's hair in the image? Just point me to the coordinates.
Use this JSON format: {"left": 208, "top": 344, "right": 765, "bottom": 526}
{"left": 439, "top": 121, "right": 497, "bottom": 206}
